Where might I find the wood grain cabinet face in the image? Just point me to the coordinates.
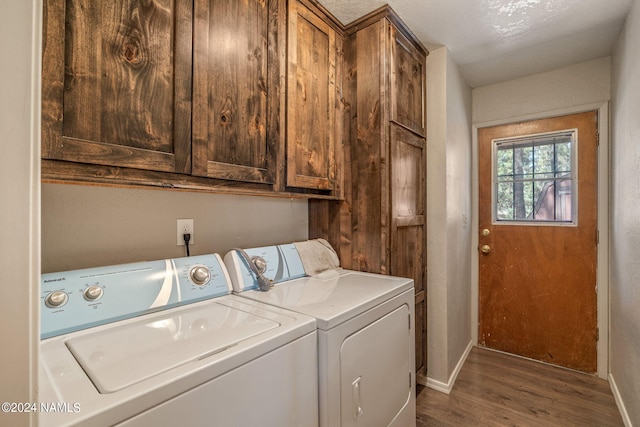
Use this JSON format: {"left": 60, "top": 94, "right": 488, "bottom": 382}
{"left": 390, "top": 124, "right": 426, "bottom": 373}
{"left": 391, "top": 27, "right": 426, "bottom": 137}
{"left": 388, "top": 19, "right": 427, "bottom": 376}
{"left": 42, "top": 0, "right": 193, "bottom": 174}
{"left": 192, "top": 0, "right": 281, "bottom": 185}
{"left": 42, "top": 0, "right": 342, "bottom": 197}
{"left": 309, "top": 9, "right": 427, "bottom": 376}
{"left": 286, "top": 0, "right": 339, "bottom": 191}
{"left": 390, "top": 125, "right": 425, "bottom": 294}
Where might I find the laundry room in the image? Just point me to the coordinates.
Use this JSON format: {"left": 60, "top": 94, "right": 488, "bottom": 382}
{"left": 3, "top": 0, "right": 640, "bottom": 425}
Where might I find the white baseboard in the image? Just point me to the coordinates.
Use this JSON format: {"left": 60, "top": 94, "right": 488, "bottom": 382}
{"left": 609, "top": 373, "right": 633, "bottom": 427}
{"left": 425, "top": 340, "right": 473, "bottom": 395}
{"left": 425, "top": 376, "right": 451, "bottom": 394}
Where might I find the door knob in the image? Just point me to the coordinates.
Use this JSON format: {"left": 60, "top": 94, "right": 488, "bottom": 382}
{"left": 481, "top": 229, "right": 490, "bottom": 237}
{"left": 480, "top": 244, "right": 491, "bottom": 254}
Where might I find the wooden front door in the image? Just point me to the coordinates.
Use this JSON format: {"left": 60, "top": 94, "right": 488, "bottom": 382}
{"left": 478, "top": 111, "right": 598, "bottom": 373}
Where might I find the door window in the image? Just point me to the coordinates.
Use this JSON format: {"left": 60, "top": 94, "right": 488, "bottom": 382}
{"left": 493, "top": 130, "right": 577, "bottom": 224}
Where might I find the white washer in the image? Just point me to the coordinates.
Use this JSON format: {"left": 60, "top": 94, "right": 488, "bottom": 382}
{"left": 39, "top": 254, "right": 318, "bottom": 427}
{"left": 225, "top": 244, "right": 416, "bottom": 427}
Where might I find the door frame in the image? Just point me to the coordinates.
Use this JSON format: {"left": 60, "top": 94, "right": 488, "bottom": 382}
{"left": 471, "top": 102, "right": 609, "bottom": 379}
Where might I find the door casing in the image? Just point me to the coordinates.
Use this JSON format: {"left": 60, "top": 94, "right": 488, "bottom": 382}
{"left": 471, "top": 102, "right": 610, "bottom": 379}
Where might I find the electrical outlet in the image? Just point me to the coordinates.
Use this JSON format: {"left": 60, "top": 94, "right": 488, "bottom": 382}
{"left": 177, "top": 219, "right": 194, "bottom": 246}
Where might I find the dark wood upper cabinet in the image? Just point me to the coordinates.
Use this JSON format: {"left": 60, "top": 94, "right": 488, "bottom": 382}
{"left": 285, "top": 0, "right": 342, "bottom": 193}
{"left": 42, "top": 0, "right": 193, "bottom": 174}
{"left": 191, "top": 0, "right": 282, "bottom": 185}
{"left": 42, "top": 0, "right": 342, "bottom": 197}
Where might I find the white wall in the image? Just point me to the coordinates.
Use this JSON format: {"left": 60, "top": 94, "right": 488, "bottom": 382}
{"left": 0, "top": 0, "right": 41, "bottom": 426}
{"left": 445, "top": 51, "right": 473, "bottom": 376}
{"left": 471, "top": 57, "right": 611, "bottom": 379}
{"left": 473, "top": 56, "right": 611, "bottom": 124}
{"left": 42, "top": 184, "right": 309, "bottom": 273}
{"left": 611, "top": 0, "right": 640, "bottom": 423}
{"left": 426, "top": 47, "right": 473, "bottom": 391}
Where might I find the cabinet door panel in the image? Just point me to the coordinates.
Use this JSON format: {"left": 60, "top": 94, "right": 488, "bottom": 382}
{"left": 42, "top": 0, "right": 192, "bottom": 173}
{"left": 390, "top": 124, "right": 426, "bottom": 374}
{"left": 286, "top": 1, "right": 336, "bottom": 190}
{"left": 192, "top": 0, "right": 279, "bottom": 184}
{"left": 393, "top": 222, "right": 425, "bottom": 291}
{"left": 390, "top": 124, "right": 425, "bottom": 296}
{"left": 390, "top": 26, "right": 425, "bottom": 137}
{"left": 390, "top": 202, "right": 426, "bottom": 376}
{"left": 390, "top": 125, "right": 425, "bottom": 217}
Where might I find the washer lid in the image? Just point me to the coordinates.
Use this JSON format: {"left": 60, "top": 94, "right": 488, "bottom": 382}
{"left": 66, "top": 301, "right": 279, "bottom": 393}
{"left": 239, "top": 270, "right": 413, "bottom": 330}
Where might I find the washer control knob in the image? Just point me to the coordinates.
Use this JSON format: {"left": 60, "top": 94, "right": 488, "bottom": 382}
{"left": 45, "top": 291, "right": 68, "bottom": 308}
{"left": 251, "top": 256, "right": 267, "bottom": 274}
{"left": 190, "top": 266, "right": 211, "bottom": 286}
{"left": 83, "top": 285, "right": 103, "bottom": 301}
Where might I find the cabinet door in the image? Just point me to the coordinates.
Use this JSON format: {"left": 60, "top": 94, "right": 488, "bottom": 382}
{"left": 42, "top": 0, "right": 192, "bottom": 174}
{"left": 389, "top": 124, "right": 426, "bottom": 373}
{"left": 286, "top": 0, "right": 337, "bottom": 190}
{"left": 192, "top": 0, "right": 281, "bottom": 184}
{"left": 390, "top": 24, "right": 426, "bottom": 137}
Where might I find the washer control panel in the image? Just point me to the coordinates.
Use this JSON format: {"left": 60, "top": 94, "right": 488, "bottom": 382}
{"left": 41, "top": 254, "right": 232, "bottom": 339}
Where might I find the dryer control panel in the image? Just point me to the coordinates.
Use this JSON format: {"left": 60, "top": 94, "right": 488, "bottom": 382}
{"left": 41, "top": 254, "right": 232, "bottom": 339}
{"left": 224, "top": 244, "right": 306, "bottom": 292}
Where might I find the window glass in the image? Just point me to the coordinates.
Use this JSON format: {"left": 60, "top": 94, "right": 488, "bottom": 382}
{"left": 493, "top": 131, "right": 576, "bottom": 224}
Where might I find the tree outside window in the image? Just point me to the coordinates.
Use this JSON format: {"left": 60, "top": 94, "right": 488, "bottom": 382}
{"left": 494, "top": 132, "right": 574, "bottom": 223}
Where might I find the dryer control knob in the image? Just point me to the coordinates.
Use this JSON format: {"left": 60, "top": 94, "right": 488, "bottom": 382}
{"left": 45, "top": 291, "right": 68, "bottom": 308}
{"left": 251, "top": 256, "right": 267, "bottom": 274}
{"left": 190, "top": 266, "right": 211, "bottom": 286}
{"left": 83, "top": 285, "right": 103, "bottom": 301}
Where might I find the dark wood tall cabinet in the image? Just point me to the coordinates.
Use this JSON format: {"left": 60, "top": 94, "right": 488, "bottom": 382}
{"left": 309, "top": 6, "right": 428, "bottom": 378}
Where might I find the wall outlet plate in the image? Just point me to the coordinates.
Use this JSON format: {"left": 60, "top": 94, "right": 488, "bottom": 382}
{"left": 177, "top": 219, "right": 194, "bottom": 246}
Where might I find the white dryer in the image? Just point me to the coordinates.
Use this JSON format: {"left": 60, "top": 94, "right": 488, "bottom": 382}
{"left": 224, "top": 242, "right": 416, "bottom": 427}
{"left": 39, "top": 254, "right": 318, "bottom": 427}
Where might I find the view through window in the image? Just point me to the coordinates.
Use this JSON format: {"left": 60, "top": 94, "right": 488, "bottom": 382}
{"left": 493, "top": 131, "right": 576, "bottom": 223}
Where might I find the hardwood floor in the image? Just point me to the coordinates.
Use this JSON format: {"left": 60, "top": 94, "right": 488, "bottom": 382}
{"left": 416, "top": 346, "right": 623, "bottom": 426}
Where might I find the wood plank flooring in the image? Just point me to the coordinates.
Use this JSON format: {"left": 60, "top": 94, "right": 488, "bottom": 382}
{"left": 416, "top": 346, "right": 623, "bottom": 426}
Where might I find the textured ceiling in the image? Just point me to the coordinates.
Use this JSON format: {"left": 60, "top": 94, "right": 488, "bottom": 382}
{"left": 317, "top": 0, "right": 633, "bottom": 87}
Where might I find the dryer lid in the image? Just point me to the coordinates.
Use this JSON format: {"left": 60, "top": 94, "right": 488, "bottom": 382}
{"left": 240, "top": 270, "right": 413, "bottom": 330}
{"left": 66, "top": 301, "right": 279, "bottom": 393}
